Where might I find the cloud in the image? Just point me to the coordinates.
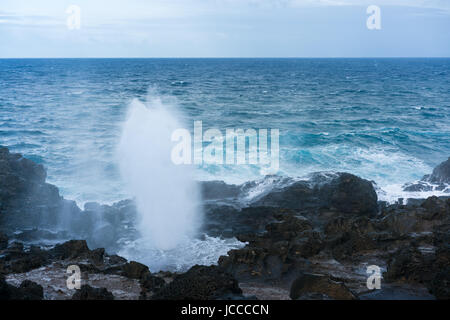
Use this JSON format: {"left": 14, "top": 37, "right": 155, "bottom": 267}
{"left": 0, "top": 11, "right": 62, "bottom": 27}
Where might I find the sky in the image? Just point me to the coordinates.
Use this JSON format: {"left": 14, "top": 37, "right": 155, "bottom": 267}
{"left": 1, "top": 0, "right": 450, "bottom": 58}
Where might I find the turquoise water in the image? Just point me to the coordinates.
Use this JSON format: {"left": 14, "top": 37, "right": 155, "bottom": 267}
{"left": 1, "top": 58, "right": 449, "bottom": 204}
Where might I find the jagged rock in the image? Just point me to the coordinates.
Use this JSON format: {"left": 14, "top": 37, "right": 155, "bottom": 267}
{"left": 72, "top": 284, "right": 114, "bottom": 300}
{"left": 121, "top": 261, "right": 150, "bottom": 280}
{"left": 139, "top": 273, "right": 166, "bottom": 299}
{"left": 0, "top": 146, "right": 81, "bottom": 230}
{"left": 384, "top": 246, "right": 433, "bottom": 284}
{"left": 424, "top": 157, "right": 450, "bottom": 184}
{"left": 50, "top": 240, "right": 91, "bottom": 260}
{"left": 420, "top": 196, "right": 450, "bottom": 218}
{"left": 0, "top": 276, "right": 43, "bottom": 300}
{"left": 324, "top": 216, "right": 381, "bottom": 261}
{"left": 152, "top": 265, "right": 242, "bottom": 300}
{"left": 0, "top": 242, "right": 49, "bottom": 274}
{"left": 219, "top": 214, "right": 319, "bottom": 281}
{"left": 88, "top": 248, "right": 105, "bottom": 265}
{"left": 289, "top": 273, "right": 356, "bottom": 300}
{"left": 380, "top": 196, "right": 449, "bottom": 236}
{"left": 403, "top": 157, "right": 450, "bottom": 192}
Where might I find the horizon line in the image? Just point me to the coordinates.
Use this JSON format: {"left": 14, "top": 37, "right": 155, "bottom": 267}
{"left": 1, "top": 56, "right": 450, "bottom": 59}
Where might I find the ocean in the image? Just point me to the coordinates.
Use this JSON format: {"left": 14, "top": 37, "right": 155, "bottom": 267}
{"left": 1, "top": 58, "right": 449, "bottom": 205}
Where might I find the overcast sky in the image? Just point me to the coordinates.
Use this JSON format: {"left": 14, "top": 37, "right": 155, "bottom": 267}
{"left": 1, "top": 0, "right": 450, "bottom": 57}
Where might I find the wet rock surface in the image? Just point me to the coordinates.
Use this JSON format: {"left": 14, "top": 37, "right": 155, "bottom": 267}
{"left": 218, "top": 195, "right": 449, "bottom": 299}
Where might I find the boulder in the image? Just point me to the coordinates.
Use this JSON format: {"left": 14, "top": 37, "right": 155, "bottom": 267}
{"left": 289, "top": 273, "right": 356, "bottom": 300}
{"left": 253, "top": 172, "right": 378, "bottom": 216}
{"left": 151, "top": 265, "right": 242, "bottom": 300}
{"left": 50, "top": 240, "right": 91, "bottom": 260}
{"left": 72, "top": 285, "right": 114, "bottom": 300}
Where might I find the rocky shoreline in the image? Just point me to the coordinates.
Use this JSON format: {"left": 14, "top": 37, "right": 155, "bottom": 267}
{"left": 0, "top": 146, "right": 449, "bottom": 300}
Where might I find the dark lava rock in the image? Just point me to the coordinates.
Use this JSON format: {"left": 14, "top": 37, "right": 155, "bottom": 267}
{"left": 201, "top": 181, "right": 242, "bottom": 200}
{"left": 0, "top": 146, "right": 81, "bottom": 230}
{"left": 50, "top": 240, "right": 91, "bottom": 260}
{"left": 424, "top": 157, "right": 450, "bottom": 184}
{"left": 325, "top": 217, "right": 381, "bottom": 262}
{"left": 253, "top": 172, "right": 378, "bottom": 216}
{"left": 0, "top": 276, "right": 43, "bottom": 300}
{"left": 403, "top": 157, "right": 450, "bottom": 192}
{"left": 289, "top": 273, "right": 356, "bottom": 300}
{"left": 0, "top": 242, "right": 50, "bottom": 274}
{"left": 0, "top": 232, "right": 7, "bottom": 250}
{"left": 203, "top": 205, "right": 293, "bottom": 238}
{"left": 0, "top": 147, "right": 137, "bottom": 251}
{"left": 317, "top": 173, "right": 378, "bottom": 215}
{"left": 380, "top": 196, "right": 449, "bottom": 236}
{"left": 72, "top": 284, "right": 114, "bottom": 300}
{"left": 219, "top": 214, "right": 319, "bottom": 282}
{"left": 430, "top": 267, "right": 450, "bottom": 300}
{"left": 14, "top": 280, "right": 44, "bottom": 300}
{"left": 384, "top": 246, "right": 433, "bottom": 284}
{"left": 139, "top": 273, "right": 166, "bottom": 299}
{"left": 152, "top": 265, "right": 242, "bottom": 300}
{"left": 121, "top": 261, "right": 150, "bottom": 280}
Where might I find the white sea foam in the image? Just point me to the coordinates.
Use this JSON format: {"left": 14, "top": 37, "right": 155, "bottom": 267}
{"left": 377, "top": 182, "right": 450, "bottom": 204}
{"left": 117, "top": 235, "right": 245, "bottom": 272}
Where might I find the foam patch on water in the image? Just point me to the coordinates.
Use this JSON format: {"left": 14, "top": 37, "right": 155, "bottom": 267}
{"left": 117, "top": 235, "right": 245, "bottom": 272}
{"left": 377, "top": 183, "right": 450, "bottom": 204}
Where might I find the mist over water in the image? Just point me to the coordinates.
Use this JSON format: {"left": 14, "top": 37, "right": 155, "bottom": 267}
{"left": 117, "top": 94, "right": 202, "bottom": 250}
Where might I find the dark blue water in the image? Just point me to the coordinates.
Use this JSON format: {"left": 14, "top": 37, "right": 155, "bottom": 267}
{"left": 1, "top": 58, "right": 450, "bottom": 204}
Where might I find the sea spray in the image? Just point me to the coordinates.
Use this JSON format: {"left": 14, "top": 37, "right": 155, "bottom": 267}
{"left": 117, "top": 95, "right": 202, "bottom": 250}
